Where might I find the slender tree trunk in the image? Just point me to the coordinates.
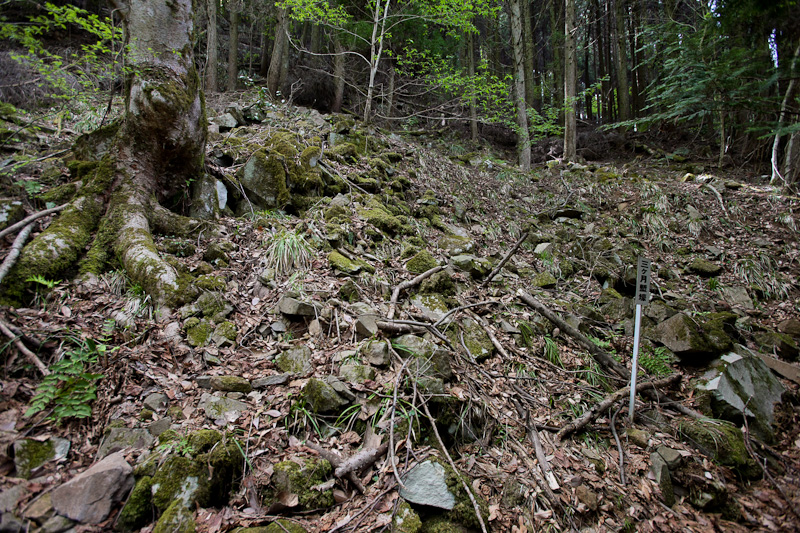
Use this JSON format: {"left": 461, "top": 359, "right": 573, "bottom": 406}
{"left": 467, "top": 30, "right": 479, "bottom": 141}
{"left": 771, "top": 41, "right": 800, "bottom": 185}
{"left": 363, "top": 0, "right": 391, "bottom": 122}
{"left": 584, "top": 23, "right": 593, "bottom": 121}
{"left": 205, "top": 0, "right": 218, "bottom": 92}
{"left": 522, "top": 0, "right": 537, "bottom": 109}
{"left": 564, "top": 0, "right": 577, "bottom": 161}
{"left": 549, "top": 0, "right": 564, "bottom": 121}
{"left": 613, "top": 0, "right": 630, "bottom": 122}
{"left": 227, "top": 7, "right": 239, "bottom": 91}
{"left": 332, "top": 34, "right": 345, "bottom": 112}
{"left": 259, "top": 29, "right": 270, "bottom": 77}
{"left": 386, "top": 64, "right": 395, "bottom": 117}
{"left": 267, "top": 8, "right": 288, "bottom": 97}
{"left": 510, "top": 0, "right": 531, "bottom": 170}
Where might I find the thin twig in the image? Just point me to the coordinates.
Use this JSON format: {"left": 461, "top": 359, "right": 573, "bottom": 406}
{"left": 466, "top": 310, "right": 509, "bottom": 359}
{"left": 433, "top": 300, "right": 499, "bottom": 328}
{"left": 610, "top": 402, "right": 626, "bottom": 486}
{"left": 482, "top": 231, "right": 529, "bottom": 287}
{"left": 0, "top": 318, "right": 49, "bottom": 375}
{"left": 0, "top": 222, "right": 34, "bottom": 285}
{"left": 555, "top": 374, "right": 681, "bottom": 443}
{"left": 387, "top": 266, "right": 443, "bottom": 320}
{"left": 0, "top": 204, "right": 66, "bottom": 241}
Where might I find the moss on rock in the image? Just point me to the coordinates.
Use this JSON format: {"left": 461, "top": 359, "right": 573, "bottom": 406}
{"left": 271, "top": 457, "right": 335, "bottom": 509}
{"left": 679, "top": 419, "right": 761, "bottom": 479}
{"left": 152, "top": 499, "right": 196, "bottom": 533}
{"left": 118, "top": 476, "right": 154, "bottom": 532}
{"left": 329, "top": 250, "right": 374, "bottom": 274}
{"left": 407, "top": 250, "right": 438, "bottom": 274}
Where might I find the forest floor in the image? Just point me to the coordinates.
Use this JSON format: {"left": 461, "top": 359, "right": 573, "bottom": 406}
{"left": 1, "top": 92, "right": 800, "bottom": 533}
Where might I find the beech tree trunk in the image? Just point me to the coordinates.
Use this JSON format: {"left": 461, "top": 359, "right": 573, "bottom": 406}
{"left": 564, "top": 0, "right": 577, "bottom": 161}
{"left": 267, "top": 8, "right": 288, "bottom": 98}
{"left": 4, "top": 0, "right": 213, "bottom": 309}
{"left": 613, "top": 0, "right": 631, "bottom": 122}
{"left": 467, "top": 30, "right": 479, "bottom": 141}
{"left": 205, "top": 0, "right": 218, "bottom": 92}
{"left": 510, "top": 0, "right": 532, "bottom": 170}
{"left": 332, "top": 34, "right": 346, "bottom": 112}
{"left": 227, "top": 7, "right": 240, "bottom": 91}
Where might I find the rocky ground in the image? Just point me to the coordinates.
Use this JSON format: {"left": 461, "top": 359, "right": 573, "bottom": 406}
{"left": 1, "top": 93, "right": 800, "bottom": 533}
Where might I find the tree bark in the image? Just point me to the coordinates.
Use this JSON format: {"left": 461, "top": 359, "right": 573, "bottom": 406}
{"left": 613, "top": 0, "right": 630, "bottom": 122}
{"left": 4, "top": 0, "right": 214, "bottom": 309}
{"left": 267, "top": 8, "right": 288, "bottom": 98}
{"left": 332, "top": 33, "right": 345, "bottom": 112}
{"left": 467, "top": 30, "right": 479, "bottom": 141}
{"left": 522, "top": 0, "right": 537, "bottom": 109}
{"left": 564, "top": 0, "right": 577, "bottom": 161}
{"left": 205, "top": 0, "right": 218, "bottom": 92}
{"left": 510, "top": 0, "right": 532, "bottom": 170}
{"left": 227, "top": 6, "right": 240, "bottom": 92}
{"left": 771, "top": 41, "right": 800, "bottom": 186}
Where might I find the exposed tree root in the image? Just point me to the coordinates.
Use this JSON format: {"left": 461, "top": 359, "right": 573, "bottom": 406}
{"left": 0, "top": 317, "right": 48, "bottom": 375}
{"left": 0, "top": 204, "right": 66, "bottom": 241}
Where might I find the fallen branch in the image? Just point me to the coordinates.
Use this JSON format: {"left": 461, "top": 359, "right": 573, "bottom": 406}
{"left": 482, "top": 231, "right": 529, "bottom": 287}
{"left": 466, "top": 310, "right": 510, "bottom": 360}
{"left": 0, "top": 222, "right": 34, "bottom": 285}
{"left": 514, "top": 399, "right": 559, "bottom": 491}
{"left": 433, "top": 300, "right": 499, "bottom": 328}
{"left": 0, "top": 318, "right": 49, "bottom": 376}
{"left": 702, "top": 182, "right": 728, "bottom": 215}
{"left": 387, "top": 266, "right": 443, "bottom": 320}
{"left": 0, "top": 204, "right": 66, "bottom": 241}
{"left": 305, "top": 442, "right": 366, "bottom": 493}
{"left": 334, "top": 442, "right": 389, "bottom": 478}
{"left": 319, "top": 161, "right": 370, "bottom": 195}
{"left": 517, "top": 290, "right": 628, "bottom": 379}
{"left": 376, "top": 320, "right": 426, "bottom": 335}
{"left": 555, "top": 374, "right": 681, "bottom": 443}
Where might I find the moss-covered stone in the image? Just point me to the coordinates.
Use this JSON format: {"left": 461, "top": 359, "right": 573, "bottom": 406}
{"left": 324, "top": 204, "right": 348, "bottom": 222}
{"left": 186, "top": 429, "right": 223, "bottom": 453}
{"left": 532, "top": 271, "right": 558, "bottom": 288}
{"left": 118, "top": 476, "right": 154, "bottom": 532}
{"left": 302, "top": 378, "right": 349, "bottom": 413}
{"left": 328, "top": 250, "right": 375, "bottom": 274}
{"left": 194, "top": 274, "right": 226, "bottom": 291}
{"left": 196, "top": 291, "right": 233, "bottom": 320}
{"left": 338, "top": 279, "right": 359, "bottom": 302}
{"left": 185, "top": 319, "right": 213, "bottom": 347}
{"left": 339, "top": 363, "right": 376, "bottom": 383}
{"left": 209, "top": 375, "right": 251, "bottom": 393}
{"left": 13, "top": 438, "right": 61, "bottom": 479}
{"left": 276, "top": 346, "right": 313, "bottom": 374}
{"left": 420, "top": 271, "right": 456, "bottom": 296}
{"left": 152, "top": 499, "right": 195, "bottom": 533}
{"left": 679, "top": 419, "right": 761, "bottom": 479}
{"left": 446, "top": 320, "right": 494, "bottom": 362}
{"left": 233, "top": 521, "right": 308, "bottom": 533}
{"left": 271, "top": 457, "right": 335, "bottom": 509}
{"left": 688, "top": 258, "right": 722, "bottom": 277}
{"left": 407, "top": 250, "right": 438, "bottom": 274}
{"left": 358, "top": 205, "right": 403, "bottom": 235}
{"left": 393, "top": 501, "right": 422, "bottom": 532}
{"left": 328, "top": 142, "right": 358, "bottom": 163}
{"left": 236, "top": 149, "right": 291, "bottom": 209}
{"left": 214, "top": 321, "right": 238, "bottom": 342}
{"left": 300, "top": 146, "right": 321, "bottom": 170}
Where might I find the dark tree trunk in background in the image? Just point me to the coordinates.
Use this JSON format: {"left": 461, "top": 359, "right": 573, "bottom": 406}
{"left": 227, "top": 6, "right": 240, "bottom": 91}
{"left": 267, "top": 8, "right": 288, "bottom": 97}
{"left": 205, "top": 0, "right": 218, "bottom": 92}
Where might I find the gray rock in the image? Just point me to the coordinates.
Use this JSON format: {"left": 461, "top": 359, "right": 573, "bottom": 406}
{"left": 686, "top": 205, "right": 702, "bottom": 220}
{"left": 236, "top": 149, "right": 289, "bottom": 209}
{"left": 438, "top": 234, "right": 474, "bottom": 257}
{"left": 224, "top": 104, "right": 246, "bottom": 125}
{"left": 532, "top": 271, "right": 558, "bottom": 288}
{"left": 209, "top": 376, "right": 252, "bottom": 393}
{"left": 533, "top": 242, "right": 553, "bottom": 255}
{"left": 143, "top": 392, "right": 168, "bottom": 412}
{"left": 275, "top": 346, "right": 313, "bottom": 374}
{"left": 97, "top": 428, "right": 154, "bottom": 459}
{"left": 643, "top": 300, "right": 677, "bottom": 323}
{"left": 196, "top": 375, "right": 212, "bottom": 388}
{"left": 198, "top": 393, "right": 248, "bottom": 423}
{"left": 302, "top": 378, "right": 349, "bottom": 413}
{"left": 575, "top": 484, "right": 599, "bottom": 512}
{"left": 39, "top": 514, "right": 74, "bottom": 533}
{"left": 147, "top": 417, "right": 172, "bottom": 437}
{"left": 688, "top": 258, "right": 722, "bottom": 277}
{"left": 0, "top": 485, "right": 26, "bottom": 513}
{"left": 355, "top": 314, "right": 379, "bottom": 337}
{"left": 279, "top": 296, "right": 317, "bottom": 317}
{"left": 271, "top": 320, "right": 287, "bottom": 334}
{"left": 650, "top": 452, "right": 675, "bottom": 506}
{"left": 649, "top": 313, "right": 715, "bottom": 357}
{"left": 0, "top": 513, "right": 25, "bottom": 533}
{"left": 721, "top": 286, "right": 753, "bottom": 310}
{"left": 330, "top": 193, "right": 350, "bottom": 208}
{"left": 189, "top": 174, "right": 222, "bottom": 220}
{"left": 161, "top": 321, "right": 182, "bottom": 343}
{"left": 252, "top": 374, "right": 291, "bottom": 388}
{"left": 13, "top": 437, "right": 70, "bottom": 479}
{"left": 410, "top": 294, "right": 449, "bottom": 322}
{"left": 656, "top": 446, "right": 683, "bottom": 470}
{"left": 399, "top": 461, "right": 455, "bottom": 510}
{"left": 500, "top": 320, "right": 521, "bottom": 335}
{"left": 699, "top": 346, "right": 785, "bottom": 442}
{"left": 212, "top": 112, "right": 238, "bottom": 130}
{"left": 340, "top": 364, "right": 375, "bottom": 383}
{"left": 362, "top": 340, "right": 390, "bottom": 366}
{"left": 778, "top": 318, "right": 800, "bottom": 337}
{"left": 450, "top": 254, "right": 491, "bottom": 278}
{"left": 51, "top": 452, "right": 133, "bottom": 524}
{"left": 196, "top": 292, "right": 233, "bottom": 321}
{"left": 393, "top": 334, "right": 435, "bottom": 359}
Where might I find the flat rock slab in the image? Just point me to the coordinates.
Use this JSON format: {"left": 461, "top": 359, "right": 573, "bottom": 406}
{"left": 98, "top": 428, "right": 154, "bottom": 459}
{"left": 51, "top": 452, "right": 133, "bottom": 524}
{"left": 198, "top": 393, "right": 249, "bottom": 424}
{"left": 399, "top": 460, "right": 455, "bottom": 510}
